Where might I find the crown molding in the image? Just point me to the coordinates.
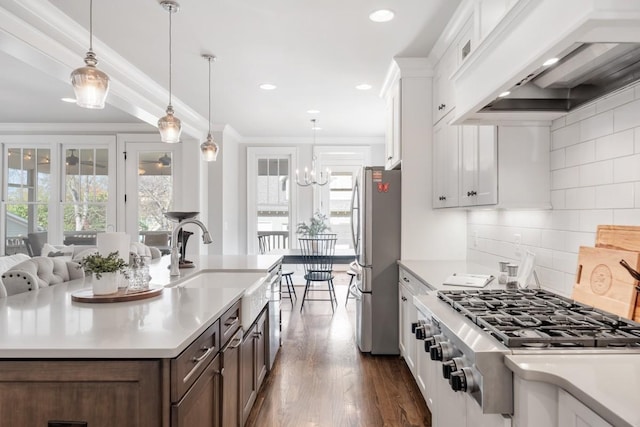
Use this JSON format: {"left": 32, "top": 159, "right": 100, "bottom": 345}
{"left": 239, "top": 136, "right": 384, "bottom": 145}
{"left": 0, "top": 122, "right": 156, "bottom": 134}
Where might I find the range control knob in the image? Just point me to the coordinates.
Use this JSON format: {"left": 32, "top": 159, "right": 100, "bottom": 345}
{"left": 423, "top": 324, "right": 437, "bottom": 338}
{"left": 415, "top": 326, "right": 426, "bottom": 340}
{"left": 423, "top": 334, "right": 444, "bottom": 352}
{"left": 442, "top": 357, "right": 466, "bottom": 379}
{"left": 411, "top": 321, "right": 423, "bottom": 334}
{"left": 442, "top": 360, "right": 457, "bottom": 379}
{"left": 429, "top": 343, "right": 444, "bottom": 361}
{"left": 449, "top": 367, "right": 478, "bottom": 393}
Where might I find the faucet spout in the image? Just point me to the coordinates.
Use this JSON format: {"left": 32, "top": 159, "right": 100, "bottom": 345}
{"left": 170, "top": 218, "right": 212, "bottom": 276}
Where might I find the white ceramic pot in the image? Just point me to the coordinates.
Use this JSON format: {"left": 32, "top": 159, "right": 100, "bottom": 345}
{"left": 92, "top": 272, "right": 118, "bottom": 295}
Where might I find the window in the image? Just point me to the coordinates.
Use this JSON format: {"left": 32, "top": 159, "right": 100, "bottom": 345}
{"left": 1, "top": 136, "right": 116, "bottom": 255}
{"left": 247, "top": 147, "right": 297, "bottom": 254}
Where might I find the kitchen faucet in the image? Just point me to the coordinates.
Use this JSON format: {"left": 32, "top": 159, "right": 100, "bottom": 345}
{"left": 170, "top": 219, "right": 213, "bottom": 276}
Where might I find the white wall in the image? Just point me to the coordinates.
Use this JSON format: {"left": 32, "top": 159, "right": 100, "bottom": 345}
{"left": 467, "top": 83, "right": 640, "bottom": 297}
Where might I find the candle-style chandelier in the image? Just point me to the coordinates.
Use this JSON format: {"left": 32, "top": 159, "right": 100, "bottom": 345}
{"left": 295, "top": 119, "right": 330, "bottom": 187}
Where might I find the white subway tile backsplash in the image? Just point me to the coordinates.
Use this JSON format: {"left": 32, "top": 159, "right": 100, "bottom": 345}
{"left": 564, "top": 231, "right": 596, "bottom": 253}
{"left": 614, "top": 98, "right": 640, "bottom": 132}
{"left": 551, "top": 166, "right": 579, "bottom": 189}
{"left": 579, "top": 161, "right": 613, "bottom": 186}
{"left": 580, "top": 111, "right": 613, "bottom": 142}
{"left": 566, "top": 104, "right": 596, "bottom": 125}
{"left": 579, "top": 210, "right": 613, "bottom": 232}
{"left": 565, "top": 140, "right": 594, "bottom": 167}
{"left": 552, "top": 123, "right": 579, "bottom": 149}
{"left": 541, "top": 229, "right": 566, "bottom": 250}
{"left": 467, "top": 81, "right": 640, "bottom": 295}
{"left": 595, "top": 129, "right": 634, "bottom": 160}
{"left": 613, "top": 209, "right": 640, "bottom": 225}
{"left": 549, "top": 210, "right": 580, "bottom": 231}
{"left": 596, "top": 86, "right": 635, "bottom": 113}
{"left": 595, "top": 183, "right": 635, "bottom": 208}
{"left": 565, "top": 187, "right": 595, "bottom": 210}
{"left": 551, "top": 190, "right": 565, "bottom": 209}
{"left": 613, "top": 154, "right": 640, "bottom": 183}
{"left": 550, "top": 149, "right": 565, "bottom": 170}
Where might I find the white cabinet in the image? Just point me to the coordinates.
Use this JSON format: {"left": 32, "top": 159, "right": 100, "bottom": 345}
{"left": 557, "top": 389, "right": 612, "bottom": 427}
{"left": 433, "top": 44, "right": 457, "bottom": 124}
{"left": 459, "top": 125, "right": 497, "bottom": 207}
{"left": 399, "top": 281, "right": 417, "bottom": 374}
{"left": 434, "top": 124, "right": 550, "bottom": 209}
{"left": 433, "top": 112, "right": 460, "bottom": 208}
{"left": 385, "top": 79, "right": 402, "bottom": 170}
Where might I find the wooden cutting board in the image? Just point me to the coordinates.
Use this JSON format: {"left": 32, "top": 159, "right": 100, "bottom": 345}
{"left": 573, "top": 246, "right": 639, "bottom": 319}
{"left": 596, "top": 225, "right": 640, "bottom": 252}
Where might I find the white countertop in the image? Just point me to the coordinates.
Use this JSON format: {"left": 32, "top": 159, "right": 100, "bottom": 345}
{"left": 398, "top": 259, "right": 504, "bottom": 291}
{"left": 0, "top": 254, "right": 282, "bottom": 359}
{"left": 506, "top": 354, "right": 640, "bottom": 427}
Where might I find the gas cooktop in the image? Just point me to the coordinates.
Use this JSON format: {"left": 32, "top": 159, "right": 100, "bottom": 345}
{"left": 437, "top": 289, "right": 640, "bottom": 349}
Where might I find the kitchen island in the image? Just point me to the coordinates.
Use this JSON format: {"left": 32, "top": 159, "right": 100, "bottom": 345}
{"left": 0, "top": 254, "right": 282, "bottom": 427}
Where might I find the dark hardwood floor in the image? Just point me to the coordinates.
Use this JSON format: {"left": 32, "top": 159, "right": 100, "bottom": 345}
{"left": 245, "top": 272, "right": 431, "bottom": 427}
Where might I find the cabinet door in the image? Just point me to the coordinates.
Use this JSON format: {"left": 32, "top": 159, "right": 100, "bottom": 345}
{"left": 255, "top": 309, "right": 268, "bottom": 389}
{"left": 398, "top": 282, "right": 408, "bottom": 357}
{"left": 433, "top": 45, "right": 456, "bottom": 124}
{"left": 385, "top": 79, "right": 402, "bottom": 170}
{"left": 433, "top": 116, "right": 459, "bottom": 208}
{"left": 172, "top": 355, "right": 221, "bottom": 427}
{"left": 399, "top": 282, "right": 417, "bottom": 374}
{"left": 558, "top": 389, "right": 612, "bottom": 427}
{"left": 240, "top": 324, "right": 257, "bottom": 426}
{"left": 459, "top": 125, "right": 497, "bottom": 207}
{"left": 221, "top": 329, "right": 242, "bottom": 427}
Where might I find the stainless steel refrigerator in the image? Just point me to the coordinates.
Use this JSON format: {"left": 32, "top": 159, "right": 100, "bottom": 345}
{"left": 350, "top": 166, "right": 401, "bottom": 354}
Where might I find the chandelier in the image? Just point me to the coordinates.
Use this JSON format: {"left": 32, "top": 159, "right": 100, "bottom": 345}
{"left": 296, "top": 119, "right": 330, "bottom": 187}
{"left": 200, "top": 54, "right": 220, "bottom": 161}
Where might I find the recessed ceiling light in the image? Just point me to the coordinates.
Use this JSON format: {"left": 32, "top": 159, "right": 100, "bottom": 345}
{"left": 543, "top": 57, "right": 559, "bottom": 66}
{"left": 369, "top": 9, "right": 395, "bottom": 23}
{"left": 307, "top": 109, "right": 320, "bottom": 114}
{"left": 311, "top": 125, "right": 322, "bottom": 131}
{"left": 61, "top": 97, "right": 76, "bottom": 103}
{"left": 356, "top": 83, "right": 372, "bottom": 91}
{"left": 259, "top": 83, "right": 277, "bottom": 90}
{"left": 498, "top": 91, "right": 511, "bottom": 98}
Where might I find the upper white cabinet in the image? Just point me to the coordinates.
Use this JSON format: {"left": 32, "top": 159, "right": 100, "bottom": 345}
{"left": 434, "top": 124, "right": 550, "bottom": 209}
{"left": 381, "top": 58, "right": 430, "bottom": 171}
{"left": 385, "top": 79, "right": 402, "bottom": 170}
{"left": 433, "top": 16, "right": 474, "bottom": 125}
{"left": 459, "top": 125, "right": 497, "bottom": 207}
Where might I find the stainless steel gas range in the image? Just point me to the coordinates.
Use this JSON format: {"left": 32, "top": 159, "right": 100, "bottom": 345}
{"left": 413, "top": 288, "right": 640, "bottom": 426}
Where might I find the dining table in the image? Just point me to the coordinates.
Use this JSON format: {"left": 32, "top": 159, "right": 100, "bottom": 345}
{"left": 267, "top": 248, "right": 356, "bottom": 265}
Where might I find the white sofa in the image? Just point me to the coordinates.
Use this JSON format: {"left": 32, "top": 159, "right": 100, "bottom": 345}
{"left": 0, "top": 256, "right": 84, "bottom": 297}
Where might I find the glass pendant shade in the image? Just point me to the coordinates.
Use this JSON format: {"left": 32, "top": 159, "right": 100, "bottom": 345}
{"left": 71, "top": 52, "right": 109, "bottom": 109}
{"left": 200, "top": 132, "right": 219, "bottom": 161}
{"left": 158, "top": 105, "right": 182, "bottom": 143}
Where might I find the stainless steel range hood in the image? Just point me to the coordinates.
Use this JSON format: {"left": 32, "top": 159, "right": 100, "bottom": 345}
{"left": 480, "top": 42, "right": 640, "bottom": 113}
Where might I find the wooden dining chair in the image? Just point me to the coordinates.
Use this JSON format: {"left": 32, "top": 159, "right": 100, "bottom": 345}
{"left": 298, "top": 234, "right": 338, "bottom": 312}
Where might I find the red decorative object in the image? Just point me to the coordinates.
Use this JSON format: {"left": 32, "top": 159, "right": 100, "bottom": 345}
{"left": 377, "top": 182, "right": 390, "bottom": 193}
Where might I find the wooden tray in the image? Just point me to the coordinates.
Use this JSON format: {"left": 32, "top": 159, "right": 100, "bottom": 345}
{"left": 71, "top": 286, "right": 163, "bottom": 303}
{"left": 572, "top": 246, "right": 639, "bottom": 319}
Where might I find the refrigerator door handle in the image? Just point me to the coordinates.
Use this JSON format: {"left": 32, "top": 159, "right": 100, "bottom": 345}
{"left": 350, "top": 177, "right": 359, "bottom": 254}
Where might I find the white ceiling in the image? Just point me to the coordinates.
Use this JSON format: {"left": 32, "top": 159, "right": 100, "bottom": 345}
{"left": 2, "top": 0, "right": 461, "bottom": 138}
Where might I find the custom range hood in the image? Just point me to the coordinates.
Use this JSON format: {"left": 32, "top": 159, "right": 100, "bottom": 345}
{"left": 481, "top": 42, "right": 640, "bottom": 113}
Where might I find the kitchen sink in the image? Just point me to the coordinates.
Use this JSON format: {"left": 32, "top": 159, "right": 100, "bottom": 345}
{"left": 170, "top": 271, "right": 270, "bottom": 329}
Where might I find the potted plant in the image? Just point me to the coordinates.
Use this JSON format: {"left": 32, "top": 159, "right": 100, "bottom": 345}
{"left": 79, "top": 251, "right": 128, "bottom": 295}
{"left": 296, "top": 211, "right": 330, "bottom": 237}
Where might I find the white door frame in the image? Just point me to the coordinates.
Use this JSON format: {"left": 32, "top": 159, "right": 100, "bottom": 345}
{"left": 246, "top": 147, "right": 298, "bottom": 254}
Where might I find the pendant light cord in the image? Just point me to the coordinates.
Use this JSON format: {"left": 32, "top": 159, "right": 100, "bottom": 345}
{"left": 168, "top": 7, "right": 173, "bottom": 106}
{"left": 208, "top": 58, "right": 212, "bottom": 134}
{"left": 89, "top": 0, "right": 93, "bottom": 52}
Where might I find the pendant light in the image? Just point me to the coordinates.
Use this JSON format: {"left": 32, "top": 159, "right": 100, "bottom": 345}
{"left": 158, "top": 1, "right": 182, "bottom": 143}
{"left": 70, "top": 0, "right": 110, "bottom": 109}
{"left": 200, "top": 54, "right": 220, "bottom": 161}
{"left": 295, "top": 119, "right": 330, "bottom": 187}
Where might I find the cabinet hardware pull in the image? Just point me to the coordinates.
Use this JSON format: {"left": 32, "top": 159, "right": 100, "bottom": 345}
{"left": 225, "top": 316, "right": 239, "bottom": 327}
{"left": 191, "top": 345, "right": 215, "bottom": 364}
{"left": 403, "top": 277, "right": 409, "bottom": 282}
{"left": 253, "top": 331, "right": 263, "bottom": 338}
{"left": 387, "top": 156, "right": 393, "bottom": 160}
{"left": 219, "top": 367, "right": 225, "bottom": 376}
{"left": 402, "top": 296, "right": 407, "bottom": 301}
{"left": 229, "top": 336, "right": 242, "bottom": 349}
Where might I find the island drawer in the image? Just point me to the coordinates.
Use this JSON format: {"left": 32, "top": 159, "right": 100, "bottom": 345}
{"left": 220, "top": 300, "right": 242, "bottom": 346}
{"left": 171, "top": 319, "right": 220, "bottom": 402}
